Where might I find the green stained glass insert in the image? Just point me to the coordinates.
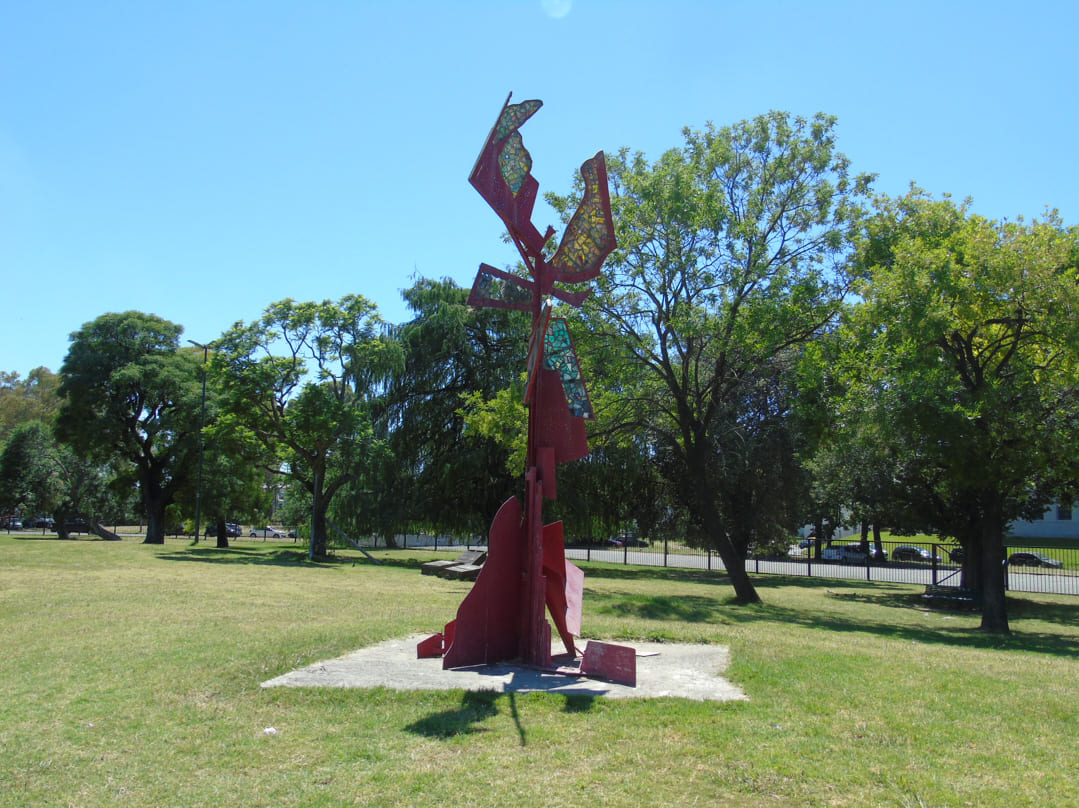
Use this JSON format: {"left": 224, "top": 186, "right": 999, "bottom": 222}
{"left": 475, "top": 267, "right": 532, "bottom": 307}
{"left": 543, "top": 318, "right": 594, "bottom": 419}
{"left": 499, "top": 131, "right": 532, "bottom": 197}
{"left": 495, "top": 100, "right": 542, "bottom": 140}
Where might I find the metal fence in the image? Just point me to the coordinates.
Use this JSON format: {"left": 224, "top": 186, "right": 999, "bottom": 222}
{"left": 559, "top": 539, "right": 1079, "bottom": 597}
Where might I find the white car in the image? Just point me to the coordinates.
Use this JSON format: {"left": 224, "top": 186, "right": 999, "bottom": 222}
{"left": 250, "top": 526, "right": 287, "bottom": 539}
{"left": 822, "top": 544, "right": 888, "bottom": 563}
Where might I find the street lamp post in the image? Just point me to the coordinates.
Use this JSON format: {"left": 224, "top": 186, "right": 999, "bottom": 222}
{"left": 188, "top": 340, "right": 208, "bottom": 545}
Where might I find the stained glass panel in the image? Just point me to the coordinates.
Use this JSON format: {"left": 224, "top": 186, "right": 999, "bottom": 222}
{"left": 495, "top": 99, "right": 542, "bottom": 141}
{"left": 549, "top": 153, "right": 616, "bottom": 282}
{"left": 467, "top": 264, "right": 533, "bottom": 311}
{"left": 543, "top": 318, "right": 594, "bottom": 419}
{"left": 499, "top": 131, "right": 532, "bottom": 197}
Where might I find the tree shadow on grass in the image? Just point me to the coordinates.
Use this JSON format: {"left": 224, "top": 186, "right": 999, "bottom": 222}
{"left": 591, "top": 592, "right": 724, "bottom": 623}
{"left": 587, "top": 576, "right": 1079, "bottom": 658}
{"left": 737, "top": 593, "right": 1078, "bottom": 658}
{"left": 155, "top": 546, "right": 351, "bottom": 568}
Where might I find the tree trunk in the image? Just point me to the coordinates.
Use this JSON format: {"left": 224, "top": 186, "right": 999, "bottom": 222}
{"left": 310, "top": 499, "right": 329, "bottom": 559}
{"left": 723, "top": 551, "right": 762, "bottom": 604}
{"left": 92, "top": 521, "right": 121, "bottom": 540}
{"left": 54, "top": 508, "right": 71, "bottom": 540}
{"left": 978, "top": 517, "right": 1010, "bottom": 634}
{"left": 212, "top": 520, "right": 230, "bottom": 549}
{"left": 688, "top": 460, "right": 761, "bottom": 604}
{"left": 872, "top": 522, "right": 885, "bottom": 558}
{"left": 959, "top": 534, "right": 981, "bottom": 591}
{"left": 143, "top": 503, "right": 166, "bottom": 544}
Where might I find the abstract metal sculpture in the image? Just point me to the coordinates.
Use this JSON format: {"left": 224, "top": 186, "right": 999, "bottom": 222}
{"left": 418, "top": 95, "right": 635, "bottom": 685}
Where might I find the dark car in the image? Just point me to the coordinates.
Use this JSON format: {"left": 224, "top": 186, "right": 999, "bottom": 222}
{"left": 948, "top": 546, "right": 966, "bottom": 563}
{"left": 892, "top": 545, "right": 942, "bottom": 563}
{"left": 1008, "top": 551, "right": 1064, "bottom": 569}
{"left": 205, "top": 523, "right": 241, "bottom": 537}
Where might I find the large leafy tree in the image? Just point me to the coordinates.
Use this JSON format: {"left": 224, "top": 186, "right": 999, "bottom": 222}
{"left": 0, "top": 367, "right": 61, "bottom": 442}
{"left": 212, "top": 295, "right": 402, "bottom": 559}
{"left": 171, "top": 376, "right": 270, "bottom": 549}
{"left": 550, "top": 111, "right": 873, "bottom": 603}
{"left": 844, "top": 190, "right": 1079, "bottom": 633}
{"left": 0, "top": 421, "right": 115, "bottom": 538}
{"left": 359, "top": 277, "right": 527, "bottom": 542}
{"left": 55, "top": 312, "right": 204, "bottom": 543}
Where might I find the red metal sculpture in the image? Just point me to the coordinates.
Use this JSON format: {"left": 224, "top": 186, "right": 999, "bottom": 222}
{"left": 418, "top": 95, "right": 635, "bottom": 686}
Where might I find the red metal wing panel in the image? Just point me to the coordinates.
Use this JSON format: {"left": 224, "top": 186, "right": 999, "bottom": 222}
{"left": 441, "top": 496, "right": 525, "bottom": 669}
{"left": 534, "top": 366, "right": 589, "bottom": 464}
{"left": 469, "top": 95, "right": 548, "bottom": 258}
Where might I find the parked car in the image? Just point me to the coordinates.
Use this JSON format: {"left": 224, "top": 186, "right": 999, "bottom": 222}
{"left": 832, "top": 544, "right": 888, "bottom": 563}
{"left": 205, "top": 523, "right": 241, "bottom": 537}
{"left": 892, "top": 545, "right": 942, "bottom": 563}
{"left": 2, "top": 517, "right": 23, "bottom": 530}
{"left": 1008, "top": 551, "right": 1064, "bottom": 569}
{"left": 25, "top": 516, "right": 54, "bottom": 529}
{"left": 250, "top": 526, "right": 287, "bottom": 539}
{"left": 821, "top": 546, "right": 842, "bottom": 561}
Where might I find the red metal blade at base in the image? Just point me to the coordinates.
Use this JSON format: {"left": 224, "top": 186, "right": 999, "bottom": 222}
{"left": 581, "top": 640, "right": 637, "bottom": 687}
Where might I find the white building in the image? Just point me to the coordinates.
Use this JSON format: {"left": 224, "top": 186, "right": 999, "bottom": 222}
{"left": 1009, "top": 502, "right": 1079, "bottom": 540}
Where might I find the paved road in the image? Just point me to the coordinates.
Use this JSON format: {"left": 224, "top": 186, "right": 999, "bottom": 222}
{"left": 564, "top": 547, "right": 1079, "bottom": 596}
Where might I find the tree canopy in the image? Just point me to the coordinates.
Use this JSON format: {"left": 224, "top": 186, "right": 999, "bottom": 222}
{"left": 551, "top": 110, "right": 874, "bottom": 603}
{"left": 212, "top": 295, "right": 402, "bottom": 559}
{"left": 841, "top": 190, "right": 1079, "bottom": 632}
{"left": 55, "top": 311, "right": 203, "bottom": 543}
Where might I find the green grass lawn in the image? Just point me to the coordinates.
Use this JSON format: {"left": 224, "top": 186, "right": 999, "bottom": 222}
{"left": 1, "top": 537, "right": 1076, "bottom": 807}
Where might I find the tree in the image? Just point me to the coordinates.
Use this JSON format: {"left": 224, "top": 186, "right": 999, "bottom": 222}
{"left": 0, "top": 367, "right": 61, "bottom": 442}
{"left": 55, "top": 312, "right": 204, "bottom": 543}
{"left": 212, "top": 295, "right": 402, "bottom": 559}
{"left": 364, "top": 277, "right": 527, "bottom": 542}
{"left": 549, "top": 111, "right": 873, "bottom": 603}
{"left": 845, "top": 190, "right": 1079, "bottom": 633}
{"left": 0, "top": 422, "right": 62, "bottom": 521}
{"left": 0, "top": 423, "right": 117, "bottom": 539}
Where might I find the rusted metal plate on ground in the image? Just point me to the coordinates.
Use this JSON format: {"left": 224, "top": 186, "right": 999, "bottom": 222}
{"left": 581, "top": 640, "right": 637, "bottom": 686}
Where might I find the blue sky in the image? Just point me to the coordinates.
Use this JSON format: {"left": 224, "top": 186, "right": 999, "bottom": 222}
{"left": 3, "top": 0, "right": 1076, "bottom": 378}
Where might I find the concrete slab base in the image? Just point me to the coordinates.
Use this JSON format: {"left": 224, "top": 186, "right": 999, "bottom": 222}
{"left": 261, "top": 635, "right": 747, "bottom": 702}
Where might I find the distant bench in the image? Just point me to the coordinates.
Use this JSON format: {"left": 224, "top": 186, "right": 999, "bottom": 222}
{"left": 922, "top": 585, "right": 983, "bottom": 610}
{"left": 421, "top": 550, "right": 487, "bottom": 582}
